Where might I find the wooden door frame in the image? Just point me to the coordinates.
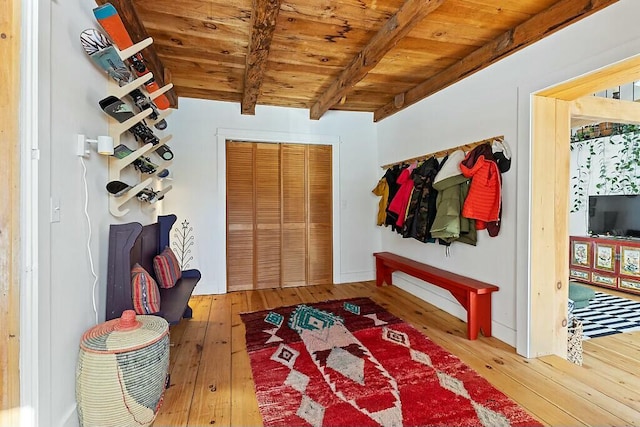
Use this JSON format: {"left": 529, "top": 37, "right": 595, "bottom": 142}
{"left": 1, "top": 0, "right": 21, "bottom": 423}
{"left": 215, "top": 128, "right": 341, "bottom": 295}
{"left": 530, "top": 54, "right": 640, "bottom": 357}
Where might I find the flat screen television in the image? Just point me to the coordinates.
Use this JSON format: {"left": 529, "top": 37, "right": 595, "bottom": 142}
{"left": 588, "top": 195, "right": 640, "bottom": 238}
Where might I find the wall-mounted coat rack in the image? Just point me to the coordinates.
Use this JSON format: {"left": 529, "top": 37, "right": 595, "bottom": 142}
{"left": 381, "top": 135, "right": 505, "bottom": 169}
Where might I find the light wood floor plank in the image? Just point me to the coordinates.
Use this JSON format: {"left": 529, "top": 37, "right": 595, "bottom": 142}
{"left": 292, "top": 285, "right": 317, "bottom": 302}
{"left": 156, "top": 281, "right": 640, "bottom": 426}
{"left": 274, "top": 286, "right": 303, "bottom": 306}
{"left": 167, "top": 295, "right": 204, "bottom": 368}
{"left": 230, "top": 292, "right": 262, "bottom": 426}
{"left": 186, "top": 294, "right": 232, "bottom": 426}
{"left": 538, "top": 355, "right": 640, "bottom": 415}
{"left": 583, "top": 338, "right": 640, "bottom": 375}
{"left": 604, "top": 332, "right": 640, "bottom": 351}
{"left": 486, "top": 350, "right": 636, "bottom": 426}
{"left": 260, "top": 287, "right": 286, "bottom": 308}
{"left": 245, "top": 289, "right": 264, "bottom": 313}
{"left": 581, "top": 344, "right": 640, "bottom": 394}
{"left": 155, "top": 295, "right": 212, "bottom": 426}
{"left": 303, "top": 283, "right": 335, "bottom": 302}
{"left": 586, "top": 334, "right": 640, "bottom": 357}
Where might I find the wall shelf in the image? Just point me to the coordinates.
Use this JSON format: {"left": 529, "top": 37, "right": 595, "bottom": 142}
{"left": 108, "top": 142, "right": 153, "bottom": 174}
{"left": 103, "top": 37, "right": 174, "bottom": 217}
{"left": 110, "top": 178, "right": 153, "bottom": 217}
{"left": 148, "top": 109, "right": 172, "bottom": 128}
{"left": 105, "top": 108, "right": 153, "bottom": 147}
{"left": 110, "top": 73, "right": 153, "bottom": 99}
{"left": 117, "top": 37, "right": 153, "bottom": 61}
{"left": 149, "top": 83, "right": 174, "bottom": 101}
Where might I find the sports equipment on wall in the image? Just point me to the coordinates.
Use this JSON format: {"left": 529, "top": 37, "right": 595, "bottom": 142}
{"left": 113, "top": 144, "right": 168, "bottom": 176}
{"left": 93, "top": 3, "right": 171, "bottom": 110}
{"left": 107, "top": 180, "right": 166, "bottom": 203}
{"left": 100, "top": 96, "right": 174, "bottom": 161}
{"left": 81, "top": 28, "right": 166, "bottom": 130}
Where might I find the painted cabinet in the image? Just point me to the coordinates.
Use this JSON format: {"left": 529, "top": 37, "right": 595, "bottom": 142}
{"left": 570, "top": 235, "right": 640, "bottom": 294}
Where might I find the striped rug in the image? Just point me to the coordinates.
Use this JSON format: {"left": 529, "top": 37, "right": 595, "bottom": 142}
{"left": 573, "top": 292, "right": 640, "bottom": 339}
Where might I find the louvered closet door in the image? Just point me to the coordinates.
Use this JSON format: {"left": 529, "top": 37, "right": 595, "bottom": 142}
{"left": 255, "top": 143, "right": 281, "bottom": 289}
{"left": 226, "top": 142, "right": 254, "bottom": 292}
{"left": 307, "top": 145, "right": 333, "bottom": 285}
{"left": 226, "top": 141, "right": 332, "bottom": 291}
{"left": 281, "top": 144, "right": 307, "bottom": 287}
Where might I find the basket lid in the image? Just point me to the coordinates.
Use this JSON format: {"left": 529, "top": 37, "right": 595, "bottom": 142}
{"left": 80, "top": 310, "right": 169, "bottom": 354}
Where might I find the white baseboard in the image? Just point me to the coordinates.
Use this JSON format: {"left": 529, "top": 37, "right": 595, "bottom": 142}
{"left": 59, "top": 403, "right": 77, "bottom": 427}
{"left": 338, "top": 270, "right": 374, "bottom": 284}
{"left": 392, "top": 273, "right": 516, "bottom": 347}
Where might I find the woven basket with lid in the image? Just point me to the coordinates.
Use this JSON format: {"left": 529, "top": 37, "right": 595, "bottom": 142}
{"left": 76, "top": 310, "right": 170, "bottom": 427}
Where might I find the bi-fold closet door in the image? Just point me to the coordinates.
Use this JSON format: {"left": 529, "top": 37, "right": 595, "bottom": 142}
{"left": 226, "top": 141, "right": 332, "bottom": 292}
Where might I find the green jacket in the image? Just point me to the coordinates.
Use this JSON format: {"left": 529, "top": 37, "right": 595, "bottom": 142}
{"left": 430, "top": 174, "right": 477, "bottom": 246}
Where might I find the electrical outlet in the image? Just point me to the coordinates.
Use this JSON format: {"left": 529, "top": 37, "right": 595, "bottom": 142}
{"left": 76, "top": 134, "right": 90, "bottom": 157}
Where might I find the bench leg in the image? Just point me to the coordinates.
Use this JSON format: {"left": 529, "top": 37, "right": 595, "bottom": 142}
{"left": 467, "top": 293, "right": 492, "bottom": 340}
{"left": 183, "top": 304, "right": 193, "bottom": 320}
{"left": 375, "top": 258, "right": 393, "bottom": 286}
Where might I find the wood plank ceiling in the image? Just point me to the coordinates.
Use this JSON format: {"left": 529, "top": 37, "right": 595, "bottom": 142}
{"left": 117, "top": 0, "right": 618, "bottom": 121}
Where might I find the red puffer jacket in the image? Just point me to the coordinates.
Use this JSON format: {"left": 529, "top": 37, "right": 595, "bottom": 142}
{"left": 459, "top": 144, "right": 501, "bottom": 231}
{"left": 387, "top": 167, "right": 414, "bottom": 227}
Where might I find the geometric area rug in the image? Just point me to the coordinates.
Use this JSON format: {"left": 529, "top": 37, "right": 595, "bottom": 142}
{"left": 241, "top": 297, "right": 542, "bottom": 426}
{"left": 572, "top": 292, "right": 640, "bottom": 340}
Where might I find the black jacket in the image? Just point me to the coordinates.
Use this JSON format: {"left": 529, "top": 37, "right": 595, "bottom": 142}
{"left": 402, "top": 157, "right": 440, "bottom": 242}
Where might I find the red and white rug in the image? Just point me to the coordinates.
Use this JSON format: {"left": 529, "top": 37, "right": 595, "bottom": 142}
{"left": 241, "top": 297, "right": 541, "bottom": 427}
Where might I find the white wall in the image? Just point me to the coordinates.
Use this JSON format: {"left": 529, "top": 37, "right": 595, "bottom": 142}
{"left": 162, "top": 100, "right": 382, "bottom": 295}
{"left": 376, "top": 0, "right": 640, "bottom": 351}
{"left": 37, "top": 0, "right": 158, "bottom": 425}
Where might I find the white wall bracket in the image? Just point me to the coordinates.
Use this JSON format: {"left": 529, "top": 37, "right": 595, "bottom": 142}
{"left": 76, "top": 134, "right": 90, "bottom": 158}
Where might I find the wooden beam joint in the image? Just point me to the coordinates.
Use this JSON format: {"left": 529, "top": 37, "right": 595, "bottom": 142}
{"left": 394, "top": 93, "right": 405, "bottom": 109}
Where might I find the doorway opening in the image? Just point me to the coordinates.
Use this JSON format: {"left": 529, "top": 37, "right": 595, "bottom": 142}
{"left": 529, "top": 54, "right": 640, "bottom": 357}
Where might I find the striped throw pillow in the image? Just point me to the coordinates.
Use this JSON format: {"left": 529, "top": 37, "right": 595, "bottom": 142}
{"left": 131, "top": 263, "right": 161, "bottom": 314}
{"left": 153, "top": 246, "right": 182, "bottom": 289}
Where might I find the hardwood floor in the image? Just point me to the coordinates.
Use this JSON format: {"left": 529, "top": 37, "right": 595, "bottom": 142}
{"left": 154, "top": 281, "right": 640, "bottom": 427}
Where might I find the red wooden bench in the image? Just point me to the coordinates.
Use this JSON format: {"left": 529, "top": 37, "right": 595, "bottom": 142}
{"left": 374, "top": 252, "right": 499, "bottom": 340}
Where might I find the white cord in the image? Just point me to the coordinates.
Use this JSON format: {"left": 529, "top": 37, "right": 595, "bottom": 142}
{"left": 80, "top": 157, "right": 99, "bottom": 324}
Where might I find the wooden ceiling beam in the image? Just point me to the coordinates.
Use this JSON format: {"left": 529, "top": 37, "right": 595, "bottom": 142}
{"left": 241, "top": 0, "right": 281, "bottom": 115}
{"left": 95, "top": 0, "right": 179, "bottom": 108}
{"left": 309, "top": 0, "right": 446, "bottom": 120}
{"left": 571, "top": 96, "right": 640, "bottom": 125}
{"left": 374, "top": 0, "right": 620, "bottom": 122}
